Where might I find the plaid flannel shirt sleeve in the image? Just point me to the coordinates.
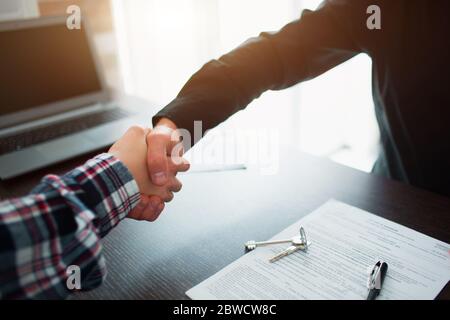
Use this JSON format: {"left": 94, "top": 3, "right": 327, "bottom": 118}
{"left": 0, "top": 153, "right": 141, "bottom": 300}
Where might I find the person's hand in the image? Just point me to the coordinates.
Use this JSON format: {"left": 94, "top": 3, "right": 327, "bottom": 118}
{"left": 108, "top": 126, "right": 182, "bottom": 222}
{"left": 146, "top": 118, "right": 190, "bottom": 186}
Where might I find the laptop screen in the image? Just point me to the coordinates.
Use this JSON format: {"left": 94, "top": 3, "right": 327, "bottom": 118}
{"left": 0, "top": 22, "right": 102, "bottom": 117}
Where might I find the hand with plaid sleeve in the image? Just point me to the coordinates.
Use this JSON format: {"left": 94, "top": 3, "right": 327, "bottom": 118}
{"left": 0, "top": 126, "right": 189, "bottom": 300}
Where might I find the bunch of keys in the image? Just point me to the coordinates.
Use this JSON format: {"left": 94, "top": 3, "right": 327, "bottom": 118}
{"left": 245, "top": 227, "right": 311, "bottom": 263}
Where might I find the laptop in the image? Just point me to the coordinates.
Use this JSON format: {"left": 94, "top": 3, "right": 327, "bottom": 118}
{"left": 0, "top": 16, "right": 147, "bottom": 180}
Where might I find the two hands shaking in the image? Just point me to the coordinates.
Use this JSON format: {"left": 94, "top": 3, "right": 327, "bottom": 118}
{"left": 108, "top": 118, "right": 190, "bottom": 222}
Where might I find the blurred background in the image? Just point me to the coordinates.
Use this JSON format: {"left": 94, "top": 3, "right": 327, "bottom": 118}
{"left": 1, "top": 0, "right": 380, "bottom": 172}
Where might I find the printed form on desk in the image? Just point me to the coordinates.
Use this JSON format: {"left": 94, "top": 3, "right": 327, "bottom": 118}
{"left": 187, "top": 200, "right": 450, "bottom": 300}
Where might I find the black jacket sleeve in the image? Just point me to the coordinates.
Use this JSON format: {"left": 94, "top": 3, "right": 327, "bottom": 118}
{"left": 153, "top": 0, "right": 370, "bottom": 146}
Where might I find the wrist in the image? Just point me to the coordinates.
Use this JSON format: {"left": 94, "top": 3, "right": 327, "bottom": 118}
{"left": 152, "top": 117, "right": 183, "bottom": 145}
{"left": 69, "top": 154, "right": 140, "bottom": 236}
{"left": 155, "top": 117, "right": 178, "bottom": 131}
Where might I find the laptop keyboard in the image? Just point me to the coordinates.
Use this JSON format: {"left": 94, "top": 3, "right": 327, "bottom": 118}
{"left": 0, "top": 108, "right": 132, "bottom": 156}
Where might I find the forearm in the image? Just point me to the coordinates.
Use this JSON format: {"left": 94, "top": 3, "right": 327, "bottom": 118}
{"left": 153, "top": 0, "right": 366, "bottom": 146}
{"left": 0, "top": 154, "right": 140, "bottom": 299}
{"left": 153, "top": 33, "right": 284, "bottom": 145}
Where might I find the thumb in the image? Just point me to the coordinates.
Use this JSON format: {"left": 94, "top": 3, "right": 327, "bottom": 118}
{"left": 146, "top": 131, "right": 169, "bottom": 186}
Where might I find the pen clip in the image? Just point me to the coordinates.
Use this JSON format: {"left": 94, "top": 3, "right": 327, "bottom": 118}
{"left": 367, "top": 261, "right": 383, "bottom": 290}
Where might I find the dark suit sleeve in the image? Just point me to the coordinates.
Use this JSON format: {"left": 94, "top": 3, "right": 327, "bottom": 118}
{"left": 153, "top": 0, "right": 368, "bottom": 145}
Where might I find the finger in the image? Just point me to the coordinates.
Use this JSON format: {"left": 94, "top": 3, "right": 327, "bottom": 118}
{"left": 138, "top": 195, "right": 162, "bottom": 222}
{"left": 129, "top": 197, "right": 151, "bottom": 221}
{"left": 176, "top": 158, "right": 190, "bottom": 172}
{"left": 161, "top": 191, "right": 174, "bottom": 203}
{"left": 151, "top": 126, "right": 181, "bottom": 154}
{"left": 126, "top": 125, "right": 146, "bottom": 136}
{"left": 146, "top": 133, "right": 170, "bottom": 185}
{"left": 168, "top": 177, "right": 182, "bottom": 193}
{"left": 149, "top": 196, "right": 163, "bottom": 212}
{"left": 168, "top": 157, "right": 190, "bottom": 174}
{"left": 169, "top": 139, "right": 184, "bottom": 158}
{"left": 133, "top": 202, "right": 147, "bottom": 220}
{"left": 152, "top": 129, "right": 183, "bottom": 161}
{"left": 142, "top": 207, "right": 160, "bottom": 222}
{"left": 150, "top": 202, "right": 165, "bottom": 222}
{"left": 142, "top": 196, "right": 165, "bottom": 222}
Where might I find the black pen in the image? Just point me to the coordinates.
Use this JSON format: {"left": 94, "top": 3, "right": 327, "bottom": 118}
{"left": 367, "top": 261, "right": 388, "bottom": 300}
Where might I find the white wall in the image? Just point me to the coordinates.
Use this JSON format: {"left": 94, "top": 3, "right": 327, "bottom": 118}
{"left": 0, "top": 0, "right": 39, "bottom": 21}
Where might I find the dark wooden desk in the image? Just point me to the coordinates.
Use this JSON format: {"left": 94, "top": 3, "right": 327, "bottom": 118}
{"left": 1, "top": 149, "right": 449, "bottom": 300}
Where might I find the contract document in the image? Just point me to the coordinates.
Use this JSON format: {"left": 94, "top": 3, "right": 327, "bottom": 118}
{"left": 187, "top": 200, "right": 450, "bottom": 300}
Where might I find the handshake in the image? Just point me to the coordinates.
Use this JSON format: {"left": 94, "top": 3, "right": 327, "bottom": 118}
{"left": 108, "top": 119, "right": 190, "bottom": 222}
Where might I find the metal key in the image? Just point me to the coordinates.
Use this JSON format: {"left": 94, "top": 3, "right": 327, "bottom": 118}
{"left": 245, "top": 227, "right": 308, "bottom": 252}
{"left": 245, "top": 236, "right": 304, "bottom": 251}
{"left": 269, "top": 241, "right": 311, "bottom": 263}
